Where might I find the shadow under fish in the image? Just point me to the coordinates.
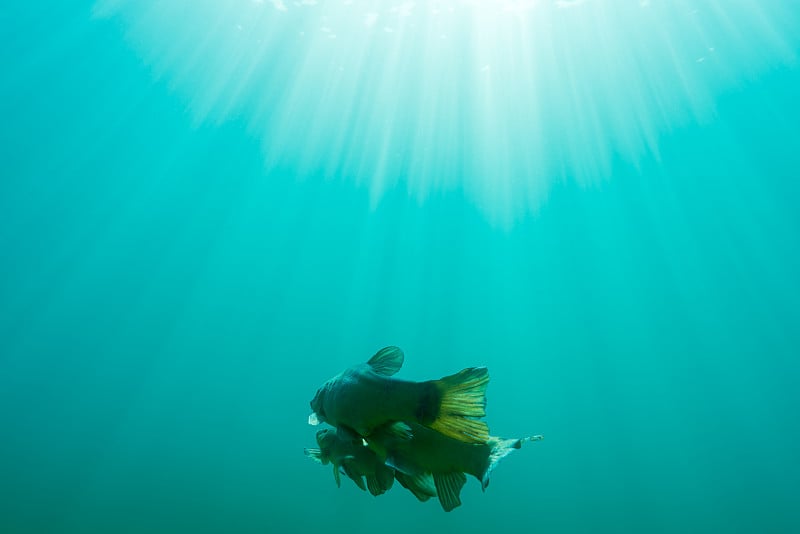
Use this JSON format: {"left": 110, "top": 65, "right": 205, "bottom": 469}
{"left": 309, "top": 346, "right": 490, "bottom": 444}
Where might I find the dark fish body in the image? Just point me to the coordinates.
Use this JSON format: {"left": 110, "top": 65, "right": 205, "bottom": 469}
{"left": 312, "top": 364, "right": 432, "bottom": 437}
{"left": 309, "top": 346, "right": 490, "bottom": 444}
{"left": 305, "top": 428, "right": 394, "bottom": 496}
{"left": 368, "top": 422, "right": 541, "bottom": 511}
{"left": 371, "top": 422, "right": 523, "bottom": 487}
{"left": 380, "top": 423, "right": 489, "bottom": 480}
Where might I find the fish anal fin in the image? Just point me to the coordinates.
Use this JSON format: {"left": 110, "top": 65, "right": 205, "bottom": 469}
{"left": 332, "top": 465, "right": 341, "bottom": 487}
{"left": 433, "top": 472, "right": 466, "bottom": 512}
{"left": 342, "top": 462, "right": 367, "bottom": 491}
{"left": 396, "top": 472, "right": 436, "bottom": 502}
{"left": 367, "top": 346, "right": 404, "bottom": 376}
{"left": 377, "top": 464, "right": 395, "bottom": 492}
{"left": 366, "top": 475, "right": 385, "bottom": 496}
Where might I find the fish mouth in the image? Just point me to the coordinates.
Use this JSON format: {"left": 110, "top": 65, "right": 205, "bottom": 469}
{"left": 308, "top": 412, "right": 320, "bottom": 426}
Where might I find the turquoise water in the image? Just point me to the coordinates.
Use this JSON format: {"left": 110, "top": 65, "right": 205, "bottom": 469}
{"left": 1, "top": 1, "right": 799, "bottom": 532}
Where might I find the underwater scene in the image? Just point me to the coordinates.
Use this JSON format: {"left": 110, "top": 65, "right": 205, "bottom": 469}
{"left": 1, "top": 1, "right": 799, "bottom": 532}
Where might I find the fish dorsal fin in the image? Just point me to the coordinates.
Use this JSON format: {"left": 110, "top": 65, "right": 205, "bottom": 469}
{"left": 433, "top": 472, "right": 466, "bottom": 512}
{"left": 367, "top": 346, "right": 404, "bottom": 376}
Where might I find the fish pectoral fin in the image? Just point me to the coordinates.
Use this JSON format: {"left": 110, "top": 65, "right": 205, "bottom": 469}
{"left": 352, "top": 476, "right": 367, "bottom": 491}
{"left": 343, "top": 464, "right": 367, "bottom": 491}
{"left": 385, "top": 454, "right": 423, "bottom": 477}
{"left": 367, "top": 422, "right": 412, "bottom": 458}
{"left": 332, "top": 464, "right": 342, "bottom": 488}
{"left": 382, "top": 421, "right": 413, "bottom": 441}
{"left": 366, "top": 346, "right": 404, "bottom": 376}
{"left": 363, "top": 437, "right": 388, "bottom": 462}
{"left": 433, "top": 472, "right": 467, "bottom": 512}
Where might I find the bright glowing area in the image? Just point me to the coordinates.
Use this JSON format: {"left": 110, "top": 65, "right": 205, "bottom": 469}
{"left": 94, "top": 0, "right": 798, "bottom": 225}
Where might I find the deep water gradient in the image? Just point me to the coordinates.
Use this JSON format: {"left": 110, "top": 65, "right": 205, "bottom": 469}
{"left": 1, "top": 2, "right": 799, "bottom": 533}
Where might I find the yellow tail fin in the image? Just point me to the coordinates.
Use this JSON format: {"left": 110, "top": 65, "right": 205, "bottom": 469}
{"left": 429, "top": 367, "right": 490, "bottom": 444}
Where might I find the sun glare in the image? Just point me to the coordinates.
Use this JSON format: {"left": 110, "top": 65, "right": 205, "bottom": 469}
{"left": 93, "top": 0, "right": 798, "bottom": 224}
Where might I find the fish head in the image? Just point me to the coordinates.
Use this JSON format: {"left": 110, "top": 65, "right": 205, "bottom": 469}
{"left": 315, "top": 428, "right": 337, "bottom": 451}
{"left": 312, "top": 428, "right": 337, "bottom": 463}
{"left": 308, "top": 378, "right": 334, "bottom": 426}
{"left": 317, "top": 428, "right": 366, "bottom": 460}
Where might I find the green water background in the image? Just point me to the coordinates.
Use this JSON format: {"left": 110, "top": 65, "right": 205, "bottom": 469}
{"left": 1, "top": 2, "right": 799, "bottom": 533}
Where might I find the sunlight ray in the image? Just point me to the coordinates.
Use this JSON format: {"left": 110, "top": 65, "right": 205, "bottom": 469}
{"left": 94, "top": 0, "right": 799, "bottom": 224}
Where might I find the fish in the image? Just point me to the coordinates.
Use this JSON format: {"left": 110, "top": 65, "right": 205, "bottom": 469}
{"left": 304, "top": 427, "right": 395, "bottom": 496}
{"left": 368, "top": 421, "right": 543, "bottom": 512}
{"left": 309, "top": 346, "right": 490, "bottom": 444}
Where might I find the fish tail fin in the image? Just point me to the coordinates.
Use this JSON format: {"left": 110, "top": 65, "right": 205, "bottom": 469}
{"left": 480, "top": 434, "right": 544, "bottom": 490}
{"left": 422, "top": 367, "right": 490, "bottom": 444}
